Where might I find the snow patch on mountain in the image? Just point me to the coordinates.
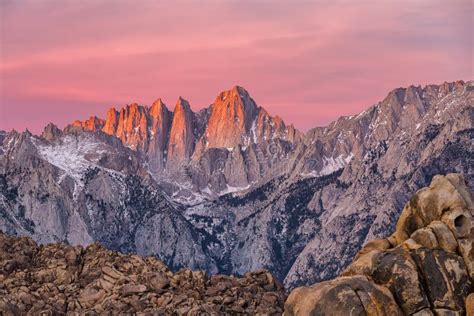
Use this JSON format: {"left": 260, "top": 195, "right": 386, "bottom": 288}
{"left": 32, "top": 136, "right": 98, "bottom": 183}
{"left": 220, "top": 184, "right": 251, "bottom": 195}
{"left": 32, "top": 135, "right": 119, "bottom": 187}
{"left": 302, "top": 153, "right": 354, "bottom": 178}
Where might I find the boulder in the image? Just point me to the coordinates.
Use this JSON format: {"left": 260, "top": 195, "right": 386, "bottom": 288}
{"left": 78, "top": 287, "right": 106, "bottom": 308}
{"left": 145, "top": 271, "right": 170, "bottom": 291}
{"left": 441, "top": 207, "right": 472, "bottom": 239}
{"left": 284, "top": 275, "right": 403, "bottom": 316}
{"left": 429, "top": 221, "right": 458, "bottom": 252}
{"left": 120, "top": 284, "right": 147, "bottom": 296}
{"left": 466, "top": 293, "right": 474, "bottom": 316}
{"left": 392, "top": 174, "right": 471, "bottom": 245}
{"left": 411, "top": 249, "right": 471, "bottom": 310}
{"left": 371, "top": 248, "right": 430, "bottom": 314}
{"left": 411, "top": 227, "right": 439, "bottom": 249}
{"left": 458, "top": 235, "right": 474, "bottom": 278}
{"left": 285, "top": 174, "right": 474, "bottom": 315}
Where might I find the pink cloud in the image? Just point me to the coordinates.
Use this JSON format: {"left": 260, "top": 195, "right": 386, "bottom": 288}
{"left": 0, "top": 0, "right": 472, "bottom": 133}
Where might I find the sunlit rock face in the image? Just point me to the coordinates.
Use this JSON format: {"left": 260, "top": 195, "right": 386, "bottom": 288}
{"left": 196, "top": 86, "right": 259, "bottom": 150}
{"left": 68, "top": 85, "right": 302, "bottom": 199}
{"left": 0, "top": 81, "right": 472, "bottom": 290}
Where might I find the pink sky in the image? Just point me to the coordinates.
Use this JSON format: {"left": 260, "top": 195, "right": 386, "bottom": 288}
{"left": 0, "top": 0, "right": 472, "bottom": 133}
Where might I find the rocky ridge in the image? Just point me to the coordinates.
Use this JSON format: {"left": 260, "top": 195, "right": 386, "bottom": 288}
{"left": 285, "top": 173, "right": 474, "bottom": 315}
{"left": 67, "top": 81, "right": 472, "bottom": 204}
{"left": 71, "top": 86, "right": 301, "bottom": 201}
{"left": 0, "top": 232, "right": 285, "bottom": 315}
{"left": 0, "top": 80, "right": 472, "bottom": 291}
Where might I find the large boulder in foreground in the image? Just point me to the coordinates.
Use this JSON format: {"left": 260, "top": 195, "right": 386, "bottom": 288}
{"left": 0, "top": 233, "right": 286, "bottom": 314}
{"left": 285, "top": 173, "right": 473, "bottom": 315}
{"left": 285, "top": 275, "right": 403, "bottom": 315}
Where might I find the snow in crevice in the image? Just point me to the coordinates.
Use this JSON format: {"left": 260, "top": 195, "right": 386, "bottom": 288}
{"left": 172, "top": 190, "right": 208, "bottom": 205}
{"left": 250, "top": 120, "right": 258, "bottom": 144}
{"left": 169, "top": 181, "right": 210, "bottom": 206}
{"left": 320, "top": 153, "right": 354, "bottom": 176}
{"left": 301, "top": 153, "right": 354, "bottom": 178}
{"left": 6, "top": 137, "right": 16, "bottom": 149}
{"left": 219, "top": 184, "right": 251, "bottom": 195}
{"left": 201, "top": 186, "right": 213, "bottom": 196}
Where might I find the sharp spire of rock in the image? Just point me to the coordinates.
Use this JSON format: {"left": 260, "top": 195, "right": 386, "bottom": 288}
{"left": 167, "top": 97, "right": 195, "bottom": 166}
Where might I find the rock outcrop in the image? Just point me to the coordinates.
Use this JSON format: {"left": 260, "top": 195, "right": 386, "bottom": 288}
{"left": 167, "top": 97, "right": 197, "bottom": 170}
{"left": 0, "top": 232, "right": 286, "bottom": 315}
{"left": 285, "top": 173, "right": 473, "bottom": 315}
{"left": 198, "top": 86, "right": 258, "bottom": 150}
{"left": 65, "top": 82, "right": 472, "bottom": 206}
{"left": 1, "top": 80, "right": 472, "bottom": 292}
{"left": 70, "top": 85, "right": 301, "bottom": 198}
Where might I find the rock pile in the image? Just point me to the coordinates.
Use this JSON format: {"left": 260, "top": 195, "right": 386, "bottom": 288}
{"left": 0, "top": 235, "right": 285, "bottom": 314}
{"left": 285, "top": 173, "right": 473, "bottom": 315}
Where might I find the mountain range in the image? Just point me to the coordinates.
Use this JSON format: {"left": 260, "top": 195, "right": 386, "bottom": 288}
{"left": 2, "top": 173, "right": 471, "bottom": 314}
{"left": 0, "top": 80, "right": 472, "bottom": 289}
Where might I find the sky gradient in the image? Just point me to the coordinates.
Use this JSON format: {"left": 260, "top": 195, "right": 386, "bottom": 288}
{"left": 1, "top": 0, "right": 472, "bottom": 133}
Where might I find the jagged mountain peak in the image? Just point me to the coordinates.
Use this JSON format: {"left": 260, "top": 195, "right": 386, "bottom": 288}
{"left": 214, "top": 85, "right": 258, "bottom": 113}
{"left": 1, "top": 79, "right": 472, "bottom": 300}
{"left": 232, "top": 84, "right": 249, "bottom": 93}
{"left": 49, "top": 80, "right": 470, "bottom": 199}
{"left": 201, "top": 86, "right": 260, "bottom": 149}
{"left": 41, "top": 123, "right": 63, "bottom": 141}
{"left": 215, "top": 85, "right": 250, "bottom": 99}
{"left": 307, "top": 80, "right": 470, "bottom": 134}
{"left": 149, "top": 98, "right": 169, "bottom": 116}
{"left": 167, "top": 96, "right": 196, "bottom": 165}
{"left": 174, "top": 96, "right": 192, "bottom": 113}
{"left": 71, "top": 116, "right": 105, "bottom": 132}
{"left": 117, "top": 102, "right": 145, "bottom": 117}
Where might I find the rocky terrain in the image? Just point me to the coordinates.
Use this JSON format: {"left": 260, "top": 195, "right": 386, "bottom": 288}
{"left": 0, "top": 80, "right": 473, "bottom": 290}
{"left": 0, "top": 232, "right": 285, "bottom": 315}
{"left": 70, "top": 86, "right": 301, "bottom": 202}
{"left": 1, "top": 173, "right": 472, "bottom": 315}
{"left": 285, "top": 173, "right": 473, "bottom": 315}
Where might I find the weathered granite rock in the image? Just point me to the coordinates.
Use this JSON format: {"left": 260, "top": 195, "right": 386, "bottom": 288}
{"left": 0, "top": 232, "right": 286, "bottom": 315}
{"left": 285, "top": 174, "right": 474, "bottom": 315}
{"left": 411, "top": 227, "right": 439, "bottom": 249}
{"left": 372, "top": 247, "right": 431, "bottom": 314}
{"left": 466, "top": 293, "right": 474, "bottom": 316}
{"left": 429, "top": 221, "right": 458, "bottom": 253}
{"left": 285, "top": 275, "right": 403, "bottom": 315}
{"left": 393, "top": 174, "right": 473, "bottom": 245}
